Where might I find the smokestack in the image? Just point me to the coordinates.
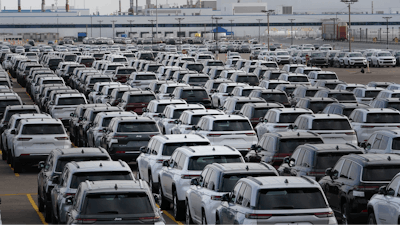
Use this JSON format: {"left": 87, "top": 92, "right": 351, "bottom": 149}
{"left": 18, "top": 0, "right": 21, "bottom": 12}
{"left": 119, "top": 0, "right": 121, "bottom": 13}
{"left": 66, "top": 0, "right": 69, "bottom": 12}
{"left": 42, "top": 0, "right": 45, "bottom": 12}
{"left": 129, "top": 0, "right": 134, "bottom": 14}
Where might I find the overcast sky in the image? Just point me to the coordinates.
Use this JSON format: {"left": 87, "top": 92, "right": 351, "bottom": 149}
{"left": 3, "top": 0, "right": 400, "bottom": 14}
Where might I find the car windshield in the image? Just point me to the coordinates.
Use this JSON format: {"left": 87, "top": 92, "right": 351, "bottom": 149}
{"left": 64, "top": 55, "right": 77, "bottom": 61}
{"left": 256, "top": 188, "right": 327, "bottom": 210}
{"left": 21, "top": 124, "right": 64, "bottom": 135}
{"left": 309, "top": 101, "right": 334, "bottom": 113}
{"left": 4, "top": 109, "right": 38, "bottom": 122}
{"left": 181, "top": 90, "right": 209, "bottom": 99}
{"left": 81, "top": 59, "right": 94, "bottom": 64}
{"left": 328, "top": 93, "right": 356, "bottom": 101}
{"left": 58, "top": 97, "right": 86, "bottom": 105}
{"left": 315, "top": 152, "right": 357, "bottom": 170}
{"left": 118, "top": 69, "right": 135, "bottom": 75}
{"left": 311, "top": 53, "right": 325, "bottom": 57}
{"left": 317, "top": 74, "right": 337, "bottom": 79}
{"left": 312, "top": 119, "right": 352, "bottom": 130}
{"left": 364, "top": 91, "right": 380, "bottom": 98}
{"left": 220, "top": 173, "right": 277, "bottom": 192}
{"left": 128, "top": 95, "right": 155, "bottom": 103}
{"left": 147, "top": 65, "right": 160, "bottom": 72}
{"left": 261, "top": 93, "right": 288, "bottom": 103}
{"left": 268, "top": 73, "right": 281, "bottom": 80}
{"left": 162, "top": 142, "right": 210, "bottom": 156}
{"left": 288, "top": 76, "right": 308, "bottom": 82}
{"left": 55, "top": 157, "right": 110, "bottom": 172}
{"left": 82, "top": 192, "right": 154, "bottom": 215}
{"left": 278, "top": 138, "right": 323, "bottom": 154}
{"left": 378, "top": 53, "right": 391, "bottom": 57}
{"left": 113, "top": 58, "right": 127, "bottom": 62}
{"left": 117, "top": 122, "right": 158, "bottom": 132}
{"left": 208, "top": 62, "right": 224, "bottom": 66}
{"left": 136, "top": 75, "right": 156, "bottom": 80}
{"left": 188, "top": 155, "right": 242, "bottom": 171}
{"left": 237, "top": 76, "right": 259, "bottom": 86}
{"left": 387, "top": 102, "right": 400, "bottom": 110}
{"left": 366, "top": 113, "right": 400, "bottom": 123}
{"left": 279, "top": 113, "right": 310, "bottom": 123}
{"left": 212, "top": 120, "right": 252, "bottom": 131}
{"left": 261, "top": 63, "right": 278, "bottom": 68}
{"left": 43, "top": 80, "right": 63, "bottom": 85}
{"left": 349, "top": 53, "right": 363, "bottom": 57}
{"left": 362, "top": 166, "right": 400, "bottom": 181}
{"left": 70, "top": 171, "right": 132, "bottom": 188}
{"left": 90, "top": 78, "right": 111, "bottom": 84}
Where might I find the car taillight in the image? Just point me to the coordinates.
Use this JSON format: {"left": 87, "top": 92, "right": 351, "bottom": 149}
{"left": 245, "top": 133, "right": 256, "bottom": 136}
{"left": 345, "top": 132, "right": 355, "bottom": 135}
{"left": 361, "top": 125, "right": 375, "bottom": 128}
{"left": 139, "top": 216, "right": 160, "bottom": 222}
{"left": 211, "top": 195, "right": 222, "bottom": 200}
{"left": 153, "top": 115, "right": 159, "bottom": 117}
{"left": 354, "top": 185, "right": 380, "bottom": 191}
{"left": 207, "top": 134, "right": 222, "bottom": 137}
{"left": 114, "top": 135, "right": 127, "bottom": 138}
{"left": 76, "top": 218, "right": 97, "bottom": 224}
{"left": 157, "top": 159, "right": 164, "bottom": 163}
{"left": 98, "top": 129, "right": 104, "bottom": 132}
{"left": 274, "top": 125, "right": 288, "bottom": 128}
{"left": 55, "top": 137, "right": 69, "bottom": 140}
{"left": 168, "top": 121, "right": 175, "bottom": 124}
{"left": 20, "top": 154, "right": 30, "bottom": 156}
{"left": 181, "top": 174, "right": 200, "bottom": 179}
{"left": 307, "top": 171, "right": 325, "bottom": 175}
{"left": 116, "top": 151, "right": 125, "bottom": 154}
{"left": 63, "top": 193, "right": 75, "bottom": 197}
{"left": 18, "top": 138, "right": 32, "bottom": 141}
{"left": 314, "top": 211, "right": 334, "bottom": 218}
{"left": 245, "top": 213, "right": 272, "bottom": 219}
{"left": 185, "top": 127, "right": 192, "bottom": 130}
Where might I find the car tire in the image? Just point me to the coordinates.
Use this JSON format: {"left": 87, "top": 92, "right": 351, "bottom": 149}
{"left": 1, "top": 149, "right": 6, "bottom": 160}
{"left": 13, "top": 158, "right": 22, "bottom": 173}
{"left": 44, "top": 201, "right": 52, "bottom": 223}
{"left": 7, "top": 150, "right": 12, "bottom": 164}
{"left": 173, "top": 190, "right": 184, "bottom": 221}
{"left": 38, "top": 189, "right": 45, "bottom": 212}
{"left": 51, "top": 209, "right": 58, "bottom": 224}
{"left": 368, "top": 212, "right": 376, "bottom": 225}
{"left": 341, "top": 203, "right": 351, "bottom": 225}
{"left": 202, "top": 211, "right": 208, "bottom": 225}
{"left": 158, "top": 184, "right": 169, "bottom": 210}
{"left": 186, "top": 201, "right": 194, "bottom": 225}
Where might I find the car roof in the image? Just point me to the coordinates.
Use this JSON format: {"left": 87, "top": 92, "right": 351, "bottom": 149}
{"left": 344, "top": 153, "right": 400, "bottom": 166}
{"left": 5, "top": 105, "right": 39, "bottom": 110}
{"left": 68, "top": 160, "right": 131, "bottom": 171}
{"left": 183, "top": 109, "right": 224, "bottom": 115}
{"left": 177, "top": 145, "right": 241, "bottom": 156}
{"left": 244, "top": 176, "right": 319, "bottom": 188}
{"left": 354, "top": 108, "right": 399, "bottom": 113}
{"left": 53, "top": 147, "right": 110, "bottom": 157}
{"left": 267, "top": 131, "right": 321, "bottom": 139}
{"left": 210, "top": 162, "right": 277, "bottom": 174}
{"left": 301, "top": 143, "right": 361, "bottom": 152}
{"left": 167, "top": 104, "right": 205, "bottom": 109}
{"left": 19, "top": 118, "right": 62, "bottom": 124}
{"left": 152, "top": 134, "right": 209, "bottom": 143}
{"left": 80, "top": 180, "right": 147, "bottom": 192}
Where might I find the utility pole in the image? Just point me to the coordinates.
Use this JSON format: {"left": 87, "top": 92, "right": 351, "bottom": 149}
{"left": 262, "top": 9, "right": 274, "bottom": 51}
{"left": 97, "top": 20, "right": 103, "bottom": 37}
{"left": 127, "top": 20, "right": 134, "bottom": 36}
{"left": 341, "top": 0, "right": 358, "bottom": 52}
{"left": 288, "top": 19, "right": 295, "bottom": 45}
{"left": 383, "top": 16, "right": 392, "bottom": 49}
{"left": 111, "top": 20, "right": 117, "bottom": 39}
{"left": 175, "top": 18, "right": 184, "bottom": 48}
{"left": 256, "top": 19, "right": 263, "bottom": 43}
{"left": 149, "top": 19, "right": 156, "bottom": 47}
{"left": 212, "top": 16, "right": 222, "bottom": 59}
{"left": 229, "top": 19, "right": 234, "bottom": 39}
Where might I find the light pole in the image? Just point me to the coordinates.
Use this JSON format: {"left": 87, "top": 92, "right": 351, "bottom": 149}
{"left": 288, "top": 19, "right": 295, "bottom": 45}
{"left": 330, "top": 18, "right": 338, "bottom": 40}
{"left": 111, "top": 20, "right": 117, "bottom": 39}
{"left": 175, "top": 18, "right": 184, "bottom": 47}
{"left": 229, "top": 19, "right": 234, "bottom": 39}
{"left": 383, "top": 16, "right": 392, "bottom": 49}
{"left": 256, "top": 19, "right": 263, "bottom": 43}
{"left": 90, "top": 16, "right": 93, "bottom": 37}
{"left": 156, "top": 0, "right": 158, "bottom": 40}
{"left": 149, "top": 19, "right": 156, "bottom": 47}
{"left": 97, "top": 20, "right": 103, "bottom": 37}
{"left": 262, "top": 9, "right": 274, "bottom": 51}
{"left": 127, "top": 20, "right": 134, "bottom": 36}
{"left": 212, "top": 16, "right": 222, "bottom": 59}
{"left": 341, "top": 0, "right": 358, "bottom": 52}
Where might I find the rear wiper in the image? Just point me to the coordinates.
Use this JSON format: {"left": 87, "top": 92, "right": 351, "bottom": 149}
{"left": 272, "top": 206, "right": 294, "bottom": 209}
{"left": 97, "top": 211, "right": 119, "bottom": 214}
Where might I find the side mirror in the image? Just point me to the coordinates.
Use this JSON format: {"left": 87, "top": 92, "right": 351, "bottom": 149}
{"left": 221, "top": 193, "right": 230, "bottom": 202}
{"left": 163, "top": 160, "right": 170, "bottom": 167}
{"left": 192, "top": 125, "right": 197, "bottom": 131}
{"left": 102, "top": 128, "right": 107, "bottom": 133}
{"left": 288, "top": 158, "right": 296, "bottom": 167}
{"left": 142, "top": 108, "right": 148, "bottom": 112}
{"left": 140, "top": 146, "right": 148, "bottom": 153}
{"left": 325, "top": 168, "right": 332, "bottom": 177}
{"left": 360, "top": 142, "right": 367, "bottom": 149}
{"left": 153, "top": 194, "right": 159, "bottom": 203}
{"left": 52, "top": 175, "right": 60, "bottom": 184}
{"left": 38, "top": 161, "right": 45, "bottom": 169}
{"left": 283, "top": 156, "right": 290, "bottom": 164}
{"left": 70, "top": 113, "right": 74, "bottom": 117}
{"left": 288, "top": 124, "right": 294, "bottom": 130}
{"left": 10, "top": 129, "right": 16, "bottom": 134}
{"left": 250, "top": 144, "right": 256, "bottom": 150}
{"left": 190, "top": 178, "right": 199, "bottom": 186}
{"left": 65, "top": 196, "right": 74, "bottom": 205}
{"left": 174, "top": 120, "right": 180, "bottom": 124}
{"left": 378, "top": 186, "right": 387, "bottom": 195}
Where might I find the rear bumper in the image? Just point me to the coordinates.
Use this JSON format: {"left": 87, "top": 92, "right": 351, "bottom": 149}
{"left": 16, "top": 155, "right": 49, "bottom": 165}
{"left": 109, "top": 145, "right": 141, "bottom": 161}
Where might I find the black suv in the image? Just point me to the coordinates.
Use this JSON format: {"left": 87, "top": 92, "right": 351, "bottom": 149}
{"left": 319, "top": 154, "right": 400, "bottom": 224}
{"left": 278, "top": 143, "right": 364, "bottom": 181}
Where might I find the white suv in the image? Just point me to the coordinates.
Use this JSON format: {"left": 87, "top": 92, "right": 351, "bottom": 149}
{"left": 171, "top": 109, "right": 225, "bottom": 134}
{"left": 215, "top": 176, "right": 337, "bottom": 224}
{"left": 136, "top": 134, "right": 211, "bottom": 191}
{"left": 370, "top": 51, "right": 396, "bottom": 67}
{"left": 142, "top": 99, "right": 187, "bottom": 121}
{"left": 291, "top": 114, "right": 357, "bottom": 145}
{"left": 158, "top": 104, "right": 205, "bottom": 134}
{"left": 192, "top": 115, "right": 258, "bottom": 156}
{"left": 158, "top": 145, "right": 244, "bottom": 220}
{"left": 11, "top": 118, "right": 71, "bottom": 173}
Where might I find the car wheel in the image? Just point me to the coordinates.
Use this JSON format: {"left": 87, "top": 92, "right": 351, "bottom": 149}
{"left": 368, "top": 212, "right": 376, "bottom": 225}
{"left": 173, "top": 190, "right": 184, "bottom": 221}
{"left": 44, "top": 201, "right": 52, "bottom": 223}
{"left": 7, "top": 150, "right": 12, "bottom": 164}
{"left": 1, "top": 149, "right": 6, "bottom": 160}
{"left": 13, "top": 158, "right": 22, "bottom": 173}
{"left": 202, "top": 211, "right": 208, "bottom": 225}
{"left": 215, "top": 214, "right": 221, "bottom": 224}
{"left": 158, "top": 184, "right": 169, "bottom": 210}
{"left": 341, "top": 203, "right": 351, "bottom": 225}
{"left": 38, "top": 189, "right": 45, "bottom": 212}
{"left": 186, "top": 201, "right": 194, "bottom": 225}
{"left": 51, "top": 209, "right": 58, "bottom": 224}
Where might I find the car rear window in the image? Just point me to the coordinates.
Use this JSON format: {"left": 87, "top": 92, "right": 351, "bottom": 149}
{"left": 199, "top": 55, "right": 212, "bottom": 60}
{"left": 366, "top": 113, "right": 400, "bottom": 123}
{"left": 89, "top": 78, "right": 111, "bottom": 84}
{"left": 113, "top": 58, "right": 127, "bottom": 63}
{"left": 128, "top": 95, "right": 155, "bottom": 103}
{"left": 388, "top": 102, "right": 400, "bottom": 110}
{"left": 21, "top": 124, "right": 64, "bottom": 135}
{"left": 55, "top": 156, "right": 110, "bottom": 172}
{"left": 117, "top": 122, "right": 158, "bottom": 132}
{"left": 58, "top": 97, "right": 86, "bottom": 105}
{"left": 188, "top": 77, "right": 209, "bottom": 83}
{"left": 267, "top": 73, "right": 281, "bottom": 79}
{"left": 212, "top": 120, "right": 252, "bottom": 131}
{"left": 288, "top": 76, "right": 308, "bottom": 82}
{"left": 312, "top": 119, "right": 352, "bottom": 130}
{"left": 278, "top": 138, "right": 323, "bottom": 154}
{"left": 328, "top": 93, "right": 356, "bottom": 101}
{"left": 305, "top": 90, "right": 318, "bottom": 97}
{"left": 261, "top": 93, "right": 288, "bottom": 103}
{"left": 237, "top": 76, "right": 259, "bottom": 86}
{"left": 343, "top": 108, "right": 357, "bottom": 117}
{"left": 82, "top": 192, "right": 153, "bottom": 215}
{"left": 364, "top": 91, "right": 380, "bottom": 98}
{"left": 186, "top": 64, "right": 204, "bottom": 72}
{"left": 4, "top": 109, "right": 38, "bottom": 122}
{"left": 162, "top": 142, "right": 210, "bottom": 156}
{"left": 136, "top": 75, "right": 156, "bottom": 80}
{"left": 117, "top": 69, "right": 136, "bottom": 74}
{"left": 362, "top": 166, "right": 400, "bottom": 181}
{"left": 279, "top": 113, "right": 310, "bottom": 123}
{"left": 317, "top": 74, "right": 337, "bottom": 80}
{"left": 147, "top": 65, "right": 160, "bottom": 72}
{"left": 325, "top": 84, "right": 340, "bottom": 89}
{"left": 392, "top": 138, "right": 400, "bottom": 150}
{"left": 315, "top": 152, "right": 359, "bottom": 170}
{"left": 309, "top": 101, "right": 335, "bottom": 113}
{"left": 256, "top": 188, "right": 327, "bottom": 210}
{"left": 188, "top": 155, "right": 242, "bottom": 170}
{"left": 220, "top": 172, "right": 277, "bottom": 192}
{"left": 64, "top": 55, "right": 77, "bottom": 61}
{"left": 181, "top": 90, "right": 209, "bottom": 99}
{"left": 261, "top": 63, "right": 278, "bottom": 68}
{"left": 43, "top": 80, "right": 63, "bottom": 85}
{"left": 70, "top": 171, "right": 132, "bottom": 188}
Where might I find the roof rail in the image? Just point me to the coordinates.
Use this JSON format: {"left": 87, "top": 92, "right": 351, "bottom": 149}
{"left": 300, "top": 176, "right": 315, "bottom": 184}
{"left": 350, "top": 154, "right": 369, "bottom": 162}
{"left": 345, "top": 143, "right": 359, "bottom": 149}
{"left": 98, "top": 147, "right": 105, "bottom": 153}
{"left": 118, "top": 159, "right": 125, "bottom": 167}
{"left": 56, "top": 148, "right": 64, "bottom": 155}
{"left": 306, "top": 131, "right": 319, "bottom": 136}
{"left": 223, "top": 145, "right": 237, "bottom": 151}
{"left": 70, "top": 161, "right": 80, "bottom": 169}
{"left": 195, "top": 134, "right": 206, "bottom": 139}
{"left": 247, "top": 177, "right": 263, "bottom": 186}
